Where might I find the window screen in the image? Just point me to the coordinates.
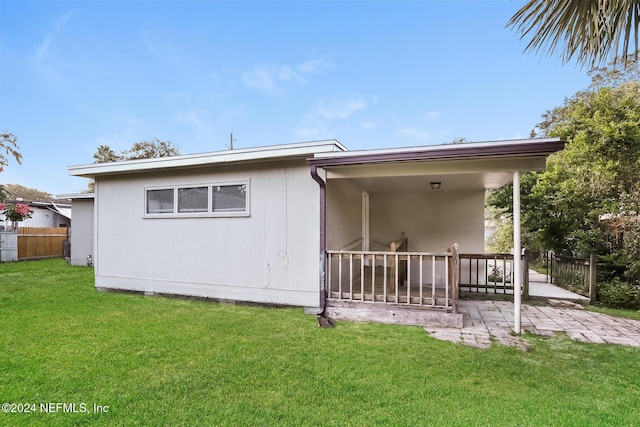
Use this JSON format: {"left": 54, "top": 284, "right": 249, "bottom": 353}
{"left": 178, "top": 187, "right": 208, "bottom": 213}
{"left": 146, "top": 189, "right": 174, "bottom": 213}
{"left": 212, "top": 184, "right": 247, "bottom": 212}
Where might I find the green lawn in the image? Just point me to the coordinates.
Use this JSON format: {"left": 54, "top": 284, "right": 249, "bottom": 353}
{"left": 1, "top": 259, "right": 640, "bottom": 426}
{"left": 587, "top": 304, "right": 640, "bottom": 321}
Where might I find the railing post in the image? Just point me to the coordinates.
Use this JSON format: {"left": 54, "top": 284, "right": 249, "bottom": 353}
{"left": 447, "top": 244, "right": 459, "bottom": 314}
{"left": 589, "top": 253, "right": 597, "bottom": 304}
{"left": 523, "top": 249, "right": 530, "bottom": 300}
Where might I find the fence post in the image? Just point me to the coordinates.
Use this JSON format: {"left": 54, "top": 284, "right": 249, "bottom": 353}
{"left": 589, "top": 253, "right": 597, "bottom": 304}
{"left": 523, "top": 249, "right": 530, "bottom": 300}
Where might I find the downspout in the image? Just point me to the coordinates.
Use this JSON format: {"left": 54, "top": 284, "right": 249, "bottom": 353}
{"left": 309, "top": 165, "right": 327, "bottom": 317}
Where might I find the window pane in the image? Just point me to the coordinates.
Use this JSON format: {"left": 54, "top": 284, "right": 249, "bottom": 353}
{"left": 212, "top": 184, "right": 247, "bottom": 212}
{"left": 178, "top": 187, "right": 208, "bottom": 213}
{"left": 147, "top": 189, "right": 174, "bottom": 214}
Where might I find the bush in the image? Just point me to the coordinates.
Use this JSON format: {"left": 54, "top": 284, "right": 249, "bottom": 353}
{"left": 554, "top": 269, "right": 589, "bottom": 295}
{"left": 487, "top": 265, "right": 511, "bottom": 283}
{"left": 597, "top": 278, "right": 640, "bottom": 309}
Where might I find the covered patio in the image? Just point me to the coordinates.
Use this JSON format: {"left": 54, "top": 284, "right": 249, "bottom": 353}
{"left": 308, "top": 138, "right": 565, "bottom": 331}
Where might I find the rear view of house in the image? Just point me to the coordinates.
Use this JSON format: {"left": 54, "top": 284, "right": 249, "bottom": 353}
{"left": 68, "top": 138, "right": 564, "bottom": 316}
{"left": 69, "top": 141, "right": 347, "bottom": 307}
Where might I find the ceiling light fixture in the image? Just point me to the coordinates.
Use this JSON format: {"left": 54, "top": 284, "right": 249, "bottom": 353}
{"left": 430, "top": 182, "right": 441, "bottom": 190}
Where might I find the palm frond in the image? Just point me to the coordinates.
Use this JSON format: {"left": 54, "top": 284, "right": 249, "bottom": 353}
{"left": 507, "top": 0, "right": 640, "bottom": 68}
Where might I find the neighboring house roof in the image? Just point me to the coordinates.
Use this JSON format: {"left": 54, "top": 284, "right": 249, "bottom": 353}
{"left": 2, "top": 200, "right": 71, "bottom": 211}
{"left": 50, "top": 202, "right": 72, "bottom": 220}
{"left": 68, "top": 140, "right": 348, "bottom": 178}
{"left": 0, "top": 200, "right": 72, "bottom": 226}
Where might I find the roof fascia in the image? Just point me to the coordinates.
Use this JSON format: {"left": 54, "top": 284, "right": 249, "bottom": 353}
{"left": 307, "top": 138, "right": 564, "bottom": 167}
{"left": 69, "top": 140, "right": 347, "bottom": 178}
{"left": 56, "top": 193, "right": 95, "bottom": 200}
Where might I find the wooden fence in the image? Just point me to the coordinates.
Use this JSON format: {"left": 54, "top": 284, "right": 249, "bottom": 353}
{"left": 552, "top": 254, "right": 597, "bottom": 303}
{"left": 17, "top": 227, "right": 69, "bottom": 260}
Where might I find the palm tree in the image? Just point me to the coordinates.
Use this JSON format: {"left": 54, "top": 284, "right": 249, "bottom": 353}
{"left": 508, "top": 0, "right": 640, "bottom": 67}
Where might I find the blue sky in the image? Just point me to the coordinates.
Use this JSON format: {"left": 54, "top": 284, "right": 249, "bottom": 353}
{"left": 1, "top": 0, "right": 592, "bottom": 195}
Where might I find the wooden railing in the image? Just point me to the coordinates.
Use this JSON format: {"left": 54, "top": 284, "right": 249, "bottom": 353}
{"left": 552, "top": 254, "right": 596, "bottom": 302}
{"left": 326, "top": 245, "right": 459, "bottom": 311}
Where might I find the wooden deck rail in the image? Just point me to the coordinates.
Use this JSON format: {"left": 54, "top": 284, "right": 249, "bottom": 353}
{"left": 326, "top": 248, "right": 457, "bottom": 310}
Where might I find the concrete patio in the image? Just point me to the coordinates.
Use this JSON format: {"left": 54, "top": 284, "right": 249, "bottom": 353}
{"left": 425, "top": 298, "right": 640, "bottom": 350}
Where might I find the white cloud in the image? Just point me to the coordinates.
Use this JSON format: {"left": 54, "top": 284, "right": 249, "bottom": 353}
{"left": 360, "top": 121, "right": 378, "bottom": 130}
{"left": 33, "top": 11, "right": 72, "bottom": 63}
{"left": 175, "top": 109, "right": 204, "bottom": 126}
{"left": 241, "top": 64, "right": 304, "bottom": 94}
{"left": 241, "top": 58, "right": 333, "bottom": 95}
{"left": 425, "top": 111, "right": 442, "bottom": 121}
{"left": 292, "top": 124, "right": 331, "bottom": 141}
{"left": 314, "top": 97, "right": 368, "bottom": 120}
{"left": 297, "top": 58, "right": 334, "bottom": 74}
{"left": 395, "top": 127, "right": 433, "bottom": 141}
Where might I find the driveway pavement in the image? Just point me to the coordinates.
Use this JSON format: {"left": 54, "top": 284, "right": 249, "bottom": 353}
{"left": 425, "top": 299, "right": 640, "bottom": 350}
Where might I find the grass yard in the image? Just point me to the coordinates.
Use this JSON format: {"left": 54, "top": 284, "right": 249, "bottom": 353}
{"left": 1, "top": 260, "right": 640, "bottom": 426}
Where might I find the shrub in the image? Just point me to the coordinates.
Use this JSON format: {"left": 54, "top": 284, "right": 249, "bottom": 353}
{"left": 597, "top": 278, "right": 640, "bottom": 309}
{"left": 554, "top": 269, "right": 589, "bottom": 295}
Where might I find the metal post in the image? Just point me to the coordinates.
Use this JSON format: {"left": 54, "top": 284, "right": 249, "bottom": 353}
{"left": 589, "top": 253, "right": 597, "bottom": 304}
{"left": 513, "top": 171, "right": 522, "bottom": 334}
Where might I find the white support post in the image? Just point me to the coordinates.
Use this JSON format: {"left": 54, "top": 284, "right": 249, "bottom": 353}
{"left": 362, "top": 190, "right": 370, "bottom": 252}
{"left": 513, "top": 171, "right": 522, "bottom": 334}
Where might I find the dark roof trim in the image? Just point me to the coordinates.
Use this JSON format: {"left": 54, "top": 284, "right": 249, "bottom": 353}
{"left": 307, "top": 139, "right": 565, "bottom": 167}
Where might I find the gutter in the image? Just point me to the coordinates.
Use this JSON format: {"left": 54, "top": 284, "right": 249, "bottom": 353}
{"left": 309, "top": 165, "right": 328, "bottom": 319}
{"left": 307, "top": 139, "right": 565, "bottom": 168}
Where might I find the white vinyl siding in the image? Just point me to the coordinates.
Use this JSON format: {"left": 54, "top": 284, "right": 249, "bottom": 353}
{"left": 94, "top": 161, "right": 320, "bottom": 307}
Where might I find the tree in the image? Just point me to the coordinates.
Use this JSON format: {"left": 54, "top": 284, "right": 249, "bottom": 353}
{"left": 488, "top": 60, "right": 640, "bottom": 281}
{"left": 508, "top": 0, "right": 640, "bottom": 67}
{"left": 0, "top": 132, "right": 21, "bottom": 168}
{"left": 93, "top": 145, "right": 119, "bottom": 163}
{"left": 3, "top": 184, "right": 53, "bottom": 202}
{"left": 93, "top": 138, "right": 179, "bottom": 163}
{"left": 89, "top": 139, "right": 180, "bottom": 191}
{"left": 122, "top": 139, "right": 180, "bottom": 160}
{"left": 0, "top": 132, "right": 22, "bottom": 202}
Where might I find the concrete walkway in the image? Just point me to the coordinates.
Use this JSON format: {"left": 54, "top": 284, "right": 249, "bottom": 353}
{"left": 529, "top": 280, "right": 589, "bottom": 301}
{"left": 425, "top": 299, "right": 640, "bottom": 350}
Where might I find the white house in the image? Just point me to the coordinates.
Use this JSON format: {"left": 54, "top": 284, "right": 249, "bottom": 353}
{"left": 56, "top": 193, "right": 95, "bottom": 266}
{"left": 0, "top": 200, "right": 71, "bottom": 231}
{"left": 68, "top": 138, "right": 564, "bottom": 325}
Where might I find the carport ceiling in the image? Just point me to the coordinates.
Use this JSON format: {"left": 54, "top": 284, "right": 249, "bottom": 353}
{"left": 323, "top": 156, "right": 547, "bottom": 193}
